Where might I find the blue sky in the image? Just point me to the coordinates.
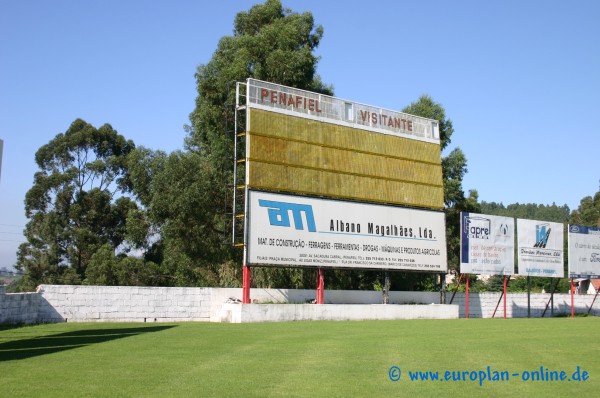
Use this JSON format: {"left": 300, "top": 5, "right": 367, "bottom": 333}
{"left": 1, "top": 0, "right": 599, "bottom": 269}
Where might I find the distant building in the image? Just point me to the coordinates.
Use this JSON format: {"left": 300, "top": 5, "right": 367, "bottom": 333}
{"left": 585, "top": 279, "right": 600, "bottom": 295}
{"left": 572, "top": 279, "right": 600, "bottom": 295}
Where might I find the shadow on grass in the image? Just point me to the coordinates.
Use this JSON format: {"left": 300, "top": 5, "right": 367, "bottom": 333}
{"left": 0, "top": 325, "right": 176, "bottom": 362}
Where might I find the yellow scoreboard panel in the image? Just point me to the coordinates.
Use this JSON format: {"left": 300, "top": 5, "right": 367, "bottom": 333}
{"left": 244, "top": 80, "right": 444, "bottom": 210}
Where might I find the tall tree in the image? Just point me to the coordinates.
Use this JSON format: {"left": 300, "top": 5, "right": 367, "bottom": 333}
{"left": 141, "top": 0, "right": 332, "bottom": 286}
{"left": 570, "top": 190, "right": 600, "bottom": 227}
{"left": 16, "top": 119, "right": 137, "bottom": 290}
{"left": 188, "top": 0, "right": 332, "bottom": 154}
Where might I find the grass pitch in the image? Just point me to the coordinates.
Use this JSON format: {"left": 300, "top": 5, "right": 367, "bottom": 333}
{"left": 1, "top": 318, "right": 599, "bottom": 397}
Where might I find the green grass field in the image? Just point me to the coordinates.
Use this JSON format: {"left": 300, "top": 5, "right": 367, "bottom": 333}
{"left": 1, "top": 318, "right": 599, "bottom": 397}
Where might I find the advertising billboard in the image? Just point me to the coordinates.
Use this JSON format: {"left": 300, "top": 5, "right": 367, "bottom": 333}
{"left": 568, "top": 224, "right": 600, "bottom": 278}
{"left": 246, "top": 190, "right": 447, "bottom": 271}
{"left": 460, "top": 212, "right": 514, "bottom": 275}
{"left": 517, "top": 219, "right": 564, "bottom": 277}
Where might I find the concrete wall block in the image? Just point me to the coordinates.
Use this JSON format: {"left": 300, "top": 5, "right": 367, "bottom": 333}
{"left": 136, "top": 307, "right": 155, "bottom": 314}
{"left": 111, "top": 305, "right": 129, "bottom": 313}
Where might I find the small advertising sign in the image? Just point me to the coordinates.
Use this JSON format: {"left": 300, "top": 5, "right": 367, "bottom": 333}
{"left": 568, "top": 224, "right": 600, "bottom": 278}
{"left": 517, "top": 219, "right": 564, "bottom": 277}
{"left": 460, "top": 212, "right": 514, "bottom": 275}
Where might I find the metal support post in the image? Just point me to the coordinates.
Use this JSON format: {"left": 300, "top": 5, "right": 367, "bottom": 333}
{"left": 316, "top": 268, "right": 325, "bottom": 304}
{"left": 527, "top": 275, "right": 531, "bottom": 318}
{"left": 383, "top": 271, "right": 390, "bottom": 304}
{"left": 503, "top": 276, "right": 507, "bottom": 319}
{"left": 465, "top": 274, "right": 470, "bottom": 319}
{"left": 570, "top": 278, "right": 575, "bottom": 318}
{"left": 242, "top": 265, "right": 251, "bottom": 304}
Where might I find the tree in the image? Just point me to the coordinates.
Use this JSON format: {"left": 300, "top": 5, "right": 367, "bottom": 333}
{"left": 146, "top": 151, "right": 235, "bottom": 286}
{"left": 16, "top": 119, "right": 137, "bottom": 290}
{"left": 140, "top": 0, "right": 332, "bottom": 286}
{"left": 480, "top": 201, "right": 570, "bottom": 223}
{"left": 85, "top": 244, "right": 163, "bottom": 286}
{"left": 570, "top": 190, "right": 600, "bottom": 227}
{"left": 188, "top": 0, "right": 332, "bottom": 159}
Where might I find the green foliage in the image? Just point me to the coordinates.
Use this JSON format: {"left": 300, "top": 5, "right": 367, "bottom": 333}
{"left": 252, "top": 267, "right": 315, "bottom": 289}
{"left": 506, "top": 276, "right": 571, "bottom": 294}
{"left": 480, "top": 201, "right": 571, "bottom": 223}
{"left": 188, "top": 0, "right": 332, "bottom": 154}
{"left": 85, "top": 244, "right": 163, "bottom": 286}
{"left": 138, "top": 150, "right": 239, "bottom": 286}
{"left": 570, "top": 190, "right": 600, "bottom": 227}
{"left": 16, "top": 119, "right": 140, "bottom": 290}
{"left": 402, "top": 94, "right": 453, "bottom": 151}
{"left": 445, "top": 273, "right": 487, "bottom": 293}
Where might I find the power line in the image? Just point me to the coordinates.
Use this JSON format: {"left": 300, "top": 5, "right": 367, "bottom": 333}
{"left": 0, "top": 223, "right": 25, "bottom": 228}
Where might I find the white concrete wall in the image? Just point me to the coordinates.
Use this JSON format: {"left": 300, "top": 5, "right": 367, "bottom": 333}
{"left": 36, "top": 285, "right": 212, "bottom": 323}
{"left": 215, "top": 303, "right": 458, "bottom": 323}
{"left": 449, "top": 292, "right": 600, "bottom": 318}
{"left": 2, "top": 284, "right": 600, "bottom": 324}
{"left": 0, "top": 286, "right": 40, "bottom": 324}
{"left": 210, "top": 288, "right": 439, "bottom": 305}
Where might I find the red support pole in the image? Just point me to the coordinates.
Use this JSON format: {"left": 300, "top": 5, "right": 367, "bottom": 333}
{"left": 316, "top": 268, "right": 325, "bottom": 304}
{"left": 503, "top": 276, "right": 507, "bottom": 319}
{"left": 242, "top": 265, "right": 251, "bottom": 304}
{"left": 570, "top": 278, "right": 575, "bottom": 318}
{"left": 465, "top": 274, "right": 469, "bottom": 319}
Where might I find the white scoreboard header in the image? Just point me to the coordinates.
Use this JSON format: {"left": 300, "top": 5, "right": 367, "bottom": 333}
{"left": 244, "top": 79, "right": 441, "bottom": 144}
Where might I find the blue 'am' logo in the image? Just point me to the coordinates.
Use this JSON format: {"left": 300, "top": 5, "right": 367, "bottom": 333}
{"left": 534, "top": 223, "right": 551, "bottom": 248}
{"left": 258, "top": 200, "right": 317, "bottom": 232}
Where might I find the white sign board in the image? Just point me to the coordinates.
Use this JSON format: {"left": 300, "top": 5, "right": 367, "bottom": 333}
{"left": 517, "top": 219, "right": 564, "bottom": 277}
{"left": 460, "top": 212, "right": 514, "bottom": 275}
{"left": 568, "top": 224, "right": 600, "bottom": 278}
{"left": 247, "top": 191, "right": 447, "bottom": 271}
